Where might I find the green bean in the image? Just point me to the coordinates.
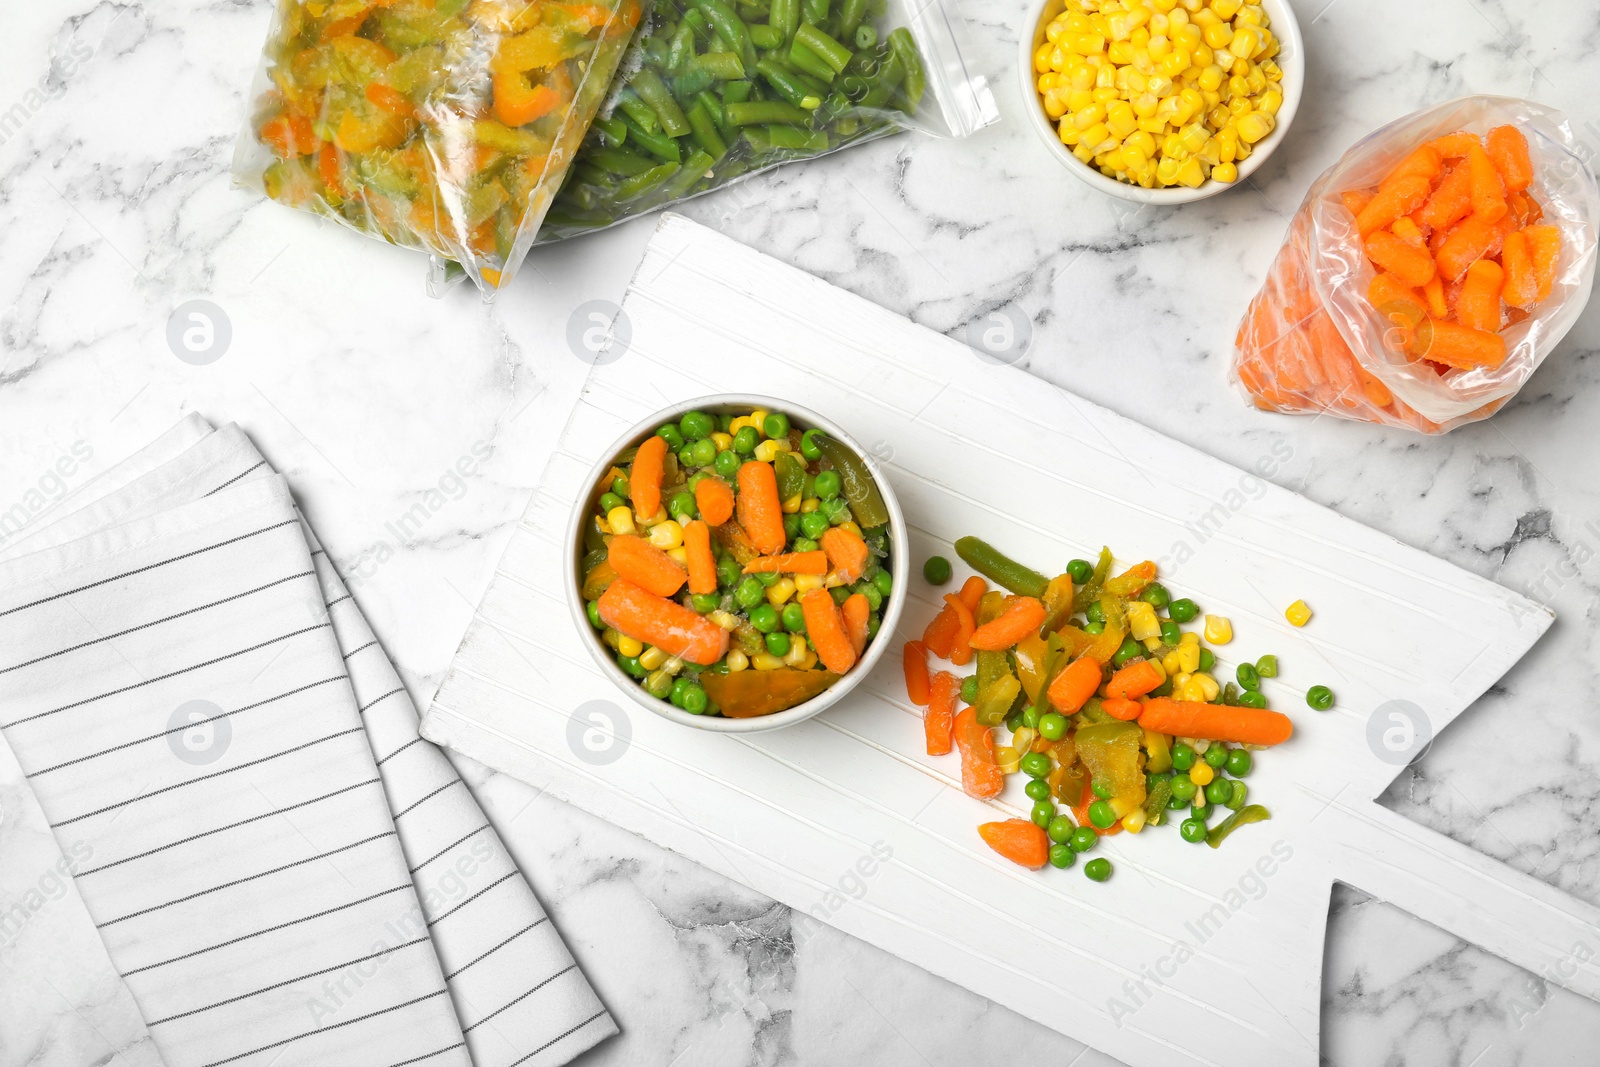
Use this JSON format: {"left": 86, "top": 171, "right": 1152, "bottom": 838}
{"left": 696, "top": 88, "right": 727, "bottom": 129}
{"left": 853, "top": 24, "right": 876, "bottom": 49}
{"left": 721, "top": 79, "right": 754, "bottom": 105}
{"left": 770, "top": 0, "right": 798, "bottom": 42}
{"left": 839, "top": 0, "right": 868, "bottom": 35}
{"left": 810, "top": 433, "right": 889, "bottom": 527}
{"left": 663, "top": 150, "right": 715, "bottom": 197}
{"left": 687, "top": 100, "right": 729, "bottom": 157}
{"left": 749, "top": 23, "right": 783, "bottom": 48}
{"left": 667, "top": 21, "right": 696, "bottom": 71}
{"left": 795, "top": 24, "right": 852, "bottom": 73}
{"left": 692, "top": 0, "right": 758, "bottom": 69}
{"left": 588, "top": 146, "right": 656, "bottom": 176}
{"left": 857, "top": 54, "right": 902, "bottom": 109}
{"left": 616, "top": 161, "right": 681, "bottom": 200}
{"left": 760, "top": 124, "right": 829, "bottom": 150}
{"left": 887, "top": 27, "right": 924, "bottom": 112}
{"left": 788, "top": 39, "right": 837, "bottom": 82}
{"left": 801, "top": 0, "right": 828, "bottom": 23}
{"left": 953, "top": 537, "right": 1049, "bottom": 599}
{"left": 689, "top": 50, "right": 746, "bottom": 80}
{"left": 726, "top": 99, "right": 813, "bottom": 126}
{"left": 621, "top": 115, "right": 683, "bottom": 161}
{"left": 631, "top": 69, "right": 691, "bottom": 137}
{"left": 755, "top": 58, "right": 822, "bottom": 109}
{"left": 615, "top": 90, "right": 660, "bottom": 134}
{"left": 1206, "top": 804, "right": 1271, "bottom": 848}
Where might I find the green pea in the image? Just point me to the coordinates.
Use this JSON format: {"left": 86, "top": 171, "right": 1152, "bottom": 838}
{"left": 1221, "top": 682, "right": 1239, "bottom": 706}
{"left": 733, "top": 426, "right": 758, "bottom": 454}
{"left": 763, "top": 413, "right": 790, "bottom": 439}
{"left": 1088, "top": 800, "right": 1117, "bottom": 829}
{"left": 1255, "top": 654, "right": 1279, "bottom": 678}
{"left": 1047, "top": 814, "right": 1076, "bottom": 843}
{"left": 680, "top": 683, "right": 708, "bottom": 714}
{"left": 1085, "top": 601, "right": 1105, "bottom": 624}
{"left": 679, "top": 410, "right": 714, "bottom": 440}
{"left": 1005, "top": 710, "right": 1025, "bottom": 733}
{"left": 1112, "top": 637, "right": 1143, "bottom": 668}
{"left": 1191, "top": 798, "right": 1213, "bottom": 822}
{"left": 1205, "top": 744, "right": 1229, "bottom": 769}
{"left": 717, "top": 558, "right": 742, "bottom": 588}
{"left": 669, "top": 676, "right": 692, "bottom": 706}
{"left": 1197, "top": 648, "right": 1215, "bottom": 672}
{"left": 714, "top": 450, "right": 741, "bottom": 479}
{"left": 865, "top": 612, "right": 881, "bottom": 640}
{"left": 783, "top": 513, "right": 802, "bottom": 540}
{"left": 1021, "top": 705, "right": 1041, "bottom": 730}
{"left": 1169, "top": 776, "right": 1198, "bottom": 803}
{"left": 1084, "top": 621, "right": 1105, "bottom": 635}
{"left": 691, "top": 593, "right": 720, "bottom": 613}
{"left": 1179, "top": 818, "right": 1208, "bottom": 844}
{"left": 1225, "top": 748, "right": 1252, "bottom": 777}
{"left": 923, "top": 556, "right": 953, "bottom": 585}
{"left": 800, "top": 429, "right": 824, "bottom": 461}
{"left": 685, "top": 437, "right": 714, "bottom": 467}
{"left": 677, "top": 446, "right": 695, "bottom": 468}
{"left": 1083, "top": 858, "right": 1112, "bottom": 882}
{"left": 617, "top": 654, "right": 647, "bottom": 678}
{"left": 853, "top": 582, "right": 881, "bottom": 612}
{"left": 765, "top": 632, "right": 791, "bottom": 657}
{"left": 831, "top": 586, "right": 851, "bottom": 605}
{"left": 734, "top": 576, "right": 766, "bottom": 609}
{"left": 1149, "top": 679, "right": 1173, "bottom": 697}
{"left": 960, "top": 676, "right": 979, "bottom": 704}
{"left": 1205, "top": 779, "right": 1233, "bottom": 806}
{"left": 611, "top": 474, "right": 629, "bottom": 498}
{"left": 1091, "top": 779, "right": 1114, "bottom": 800}
{"left": 801, "top": 511, "right": 830, "bottom": 539}
{"left": 599, "top": 492, "right": 624, "bottom": 513}
{"left": 1160, "top": 620, "right": 1182, "bottom": 645}
{"left": 1140, "top": 582, "right": 1170, "bottom": 608}
{"left": 1239, "top": 690, "right": 1267, "bottom": 709}
{"left": 814, "top": 470, "right": 842, "bottom": 499}
{"left": 1025, "top": 778, "right": 1052, "bottom": 802}
{"left": 793, "top": 537, "right": 818, "bottom": 554}
{"left": 1227, "top": 780, "right": 1249, "bottom": 810}
{"left": 749, "top": 604, "right": 780, "bottom": 633}
{"left": 1049, "top": 843, "right": 1076, "bottom": 869}
{"left": 1168, "top": 598, "right": 1199, "bottom": 623}
{"left": 657, "top": 424, "right": 685, "bottom": 450}
{"left": 1020, "top": 752, "right": 1052, "bottom": 779}
{"left": 669, "top": 491, "right": 698, "bottom": 520}
{"left": 585, "top": 600, "right": 603, "bottom": 629}
{"left": 782, "top": 602, "right": 807, "bottom": 632}
{"left": 1167, "top": 791, "right": 1189, "bottom": 809}
{"left": 1236, "top": 662, "right": 1260, "bottom": 691}
{"left": 1069, "top": 826, "right": 1098, "bottom": 852}
{"left": 1307, "top": 685, "right": 1334, "bottom": 710}
{"left": 1038, "top": 712, "right": 1067, "bottom": 741}
{"left": 873, "top": 570, "right": 893, "bottom": 597}
{"left": 1066, "top": 558, "right": 1093, "bottom": 584}
{"left": 1170, "top": 741, "right": 1195, "bottom": 772}
{"left": 755, "top": 571, "right": 780, "bottom": 587}
{"left": 823, "top": 499, "right": 853, "bottom": 526}
{"left": 1031, "top": 800, "right": 1055, "bottom": 828}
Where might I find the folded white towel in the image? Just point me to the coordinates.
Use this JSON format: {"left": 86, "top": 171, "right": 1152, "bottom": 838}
{"left": 0, "top": 418, "right": 616, "bottom": 1067}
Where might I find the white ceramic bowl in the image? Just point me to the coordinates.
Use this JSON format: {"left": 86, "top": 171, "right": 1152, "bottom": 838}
{"left": 1017, "top": 0, "right": 1305, "bottom": 204}
{"left": 566, "top": 394, "right": 909, "bottom": 733}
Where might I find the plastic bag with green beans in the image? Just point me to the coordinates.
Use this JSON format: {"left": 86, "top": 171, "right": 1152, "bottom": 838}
{"left": 531, "top": 0, "right": 997, "bottom": 243}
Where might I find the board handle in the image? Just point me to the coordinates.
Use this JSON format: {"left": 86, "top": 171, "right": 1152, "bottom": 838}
{"left": 1327, "top": 800, "right": 1600, "bottom": 1001}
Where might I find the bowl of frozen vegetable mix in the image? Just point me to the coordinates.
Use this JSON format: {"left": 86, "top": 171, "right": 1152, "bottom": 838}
{"left": 567, "top": 396, "right": 908, "bottom": 731}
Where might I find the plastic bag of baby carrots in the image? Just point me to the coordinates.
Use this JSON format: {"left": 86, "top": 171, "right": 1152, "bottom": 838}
{"left": 1232, "top": 96, "right": 1598, "bottom": 433}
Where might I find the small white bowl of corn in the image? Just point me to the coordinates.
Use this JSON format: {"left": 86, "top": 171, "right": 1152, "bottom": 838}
{"left": 1019, "top": 0, "right": 1304, "bottom": 204}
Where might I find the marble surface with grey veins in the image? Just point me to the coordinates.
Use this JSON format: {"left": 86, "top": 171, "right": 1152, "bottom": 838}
{"left": 2, "top": 0, "right": 1599, "bottom": 1065}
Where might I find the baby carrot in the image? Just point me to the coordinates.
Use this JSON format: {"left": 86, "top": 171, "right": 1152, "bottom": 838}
{"left": 630, "top": 435, "right": 668, "bottom": 521}
{"left": 842, "top": 592, "right": 870, "bottom": 658}
{"left": 957, "top": 575, "right": 988, "bottom": 615}
{"left": 1365, "top": 230, "right": 1436, "bottom": 287}
{"left": 944, "top": 592, "right": 977, "bottom": 667}
{"left": 1455, "top": 259, "right": 1504, "bottom": 332}
{"left": 968, "top": 596, "right": 1046, "bottom": 651}
{"left": 1418, "top": 318, "right": 1507, "bottom": 369}
{"left": 1103, "top": 696, "right": 1144, "bottom": 721}
{"left": 683, "top": 520, "right": 718, "bottom": 596}
{"left": 606, "top": 534, "right": 687, "bottom": 597}
{"left": 903, "top": 640, "right": 931, "bottom": 706}
{"left": 1422, "top": 275, "right": 1448, "bottom": 319}
{"left": 694, "top": 476, "right": 735, "bottom": 526}
{"left": 1436, "top": 213, "right": 1501, "bottom": 281}
{"left": 801, "top": 588, "right": 857, "bottom": 674}
{"left": 954, "top": 705, "right": 1003, "bottom": 799}
{"left": 1525, "top": 224, "right": 1561, "bottom": 301}
{"left": 1355, "top": 173, "right": 1431, "bottom": 237}
{"left": 978, "top": 819, "right": 1049, "bottom": 870}
{"left": 923, "top": 603, "right": 959, "bottom": 659}
{"left": 1341, "top": 189, "right": 1373, "bottom": 218}
{"left": 1104, "top": 659, "right": 1163, "bottom": 700}
{"left": 1428, "top": 131, "right": 1480, "bottom": 159}
{"left": 736, "top": 461, "right": 786, "bottom": 555}
{"left": 925, "top": 669, "right": 956, "bottom": 754}
{"left": 820, "top": 526, "right": 870, "bottom": 583}
{"left": 1486, "top": 125, "right": 1533, "bottom": 193}
{"left": 1500, "top": 230, "right": 1538, "bottom": 310}
{"left": 598, "top": 579, "right": 729, "bottom": 666}
{"left": 1385, "top": 143, "right": 1443, "bottom": 185}
{"left": 743, "top": 550, "right": 829, "bottom": 574}
{"left": 1135, "top": 697, "right": 1293, "bottom": 746}
{"left": 1465, "top": 142, "right": 1507, "bottom": 223}
{"left": 1418, "top": 164, "right": 1473, "bottom": 232}
{"left": 1047, "top": 656, "right": 1102, "bottom": 714}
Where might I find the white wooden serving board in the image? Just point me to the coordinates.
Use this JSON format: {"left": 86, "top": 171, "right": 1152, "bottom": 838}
{"left": 422, "top": 215, "right": 1599, "bottom": 1066}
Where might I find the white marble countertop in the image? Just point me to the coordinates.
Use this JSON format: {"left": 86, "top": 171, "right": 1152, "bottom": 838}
{"left": 3, "top": 0, "right": 1599, "bottom": 1064}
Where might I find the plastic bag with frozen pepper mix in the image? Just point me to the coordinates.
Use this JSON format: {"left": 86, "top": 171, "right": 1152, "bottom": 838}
{"left": 1231, "top": 96, "right": 1598, "bottom": 434}
{"left": 231, "top": 0, "right": 649, "bottom": 297}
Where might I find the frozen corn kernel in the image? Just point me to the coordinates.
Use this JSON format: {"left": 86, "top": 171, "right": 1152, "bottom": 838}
{"left": 639, "top": 645, "right": 668, "bottom": 670}
{"left": 1129, "top": 601, "right": 1162, "bottom": 640}
{"left": 793, "top": 573, "right": 825, "bottom": 593}
{"left": 766, "top": 577, "right": 796, "bottom": 606}
{"left": 616, "top": 635, "right": 644, "bottom": 658}
{"left": 1203, "top": 613, "right": 1233, "bottom": 644}
{"left": 648, "top": 519, "right": 684, "bottom": 550}
{"left": 1122, "top": 809, "right": 1147, "bottom": 833}
{"left": 1176, "top": 642, "right": 1201, "bottom": 674}
{"left": 751, "top": 652, "right": 785, "bottom": 671}
{"left": 1189, "top": 762, "right": 1215, "bottom": 786}
{"left": 710, "top": 609, "right": 741, "bottom": 631}
{"left": 607, "top": 506, "right": 636, "bottom": 536}
{"left": 1286, "top": 599, "right": 1313, "bottom": 626}
{"left": 726, "top": 648, "right": 749, "bottom": 672}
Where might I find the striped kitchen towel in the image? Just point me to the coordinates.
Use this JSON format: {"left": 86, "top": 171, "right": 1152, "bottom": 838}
{"left": 0, "top": 418, "right": 616, "bottom": 1067}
